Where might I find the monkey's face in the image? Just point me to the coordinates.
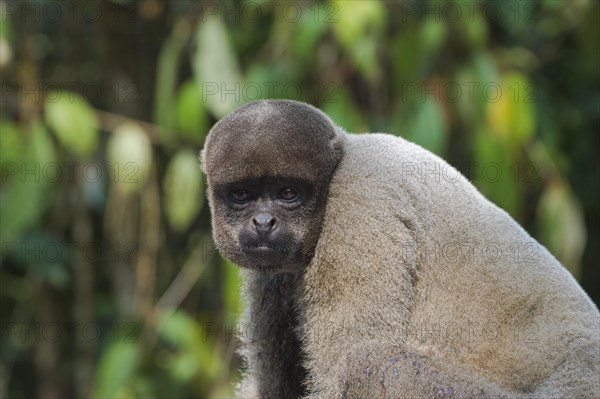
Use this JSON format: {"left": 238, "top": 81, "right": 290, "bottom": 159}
{"left": 201, "top": 100, "right": 344, "bottom": 272}
{"left": 211, "top": 176, "right": 324, "bottom": 272}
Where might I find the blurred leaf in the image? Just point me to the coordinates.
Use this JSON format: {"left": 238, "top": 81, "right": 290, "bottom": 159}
{"left": 44, "top": 91, "right": 99, "bottom": 157}
{"left": 0, "top": 123, "right": 55, "bottom": 244}
{"left": 352, "top": 36, "right": 379, "bottom": 81}
{"left": 421, "top": 18, "right": 447, "bottom": 53}
{"left": 170, "top": 352, "right": 201, "bottom": 382}
{"left": 0, "top": 121, "right": 23, "bottom": 166}
{"left": 164, "top": 149, "right": 204, "bottom": 232}
{"left": 107, "top": 122, "right": 153, "bottom": 195}
{"left": 391, "top": 17, "right": 446, "bottom": 91}
{"left": 459, "top": 10, "right": 487, "bottom": 49}
{"left": 474, "top": 129, "right": 520, "bottom": 216}
{"left": 193, "top": 16, "right": 243, "bottom": 117}
{"left": 331, "top": 0, "right": 384, "bottom": 47}
{"left": 244, "top": 62, "right": 301, "bottom": 101}
{"left": 391, "top": 21, "right": 423, "bottom": 87}
{"left": 537, "top": 182, "right": 586, "bottom": 278}
{"left": 0, "top": 10, "right": 12, "bottom": 40}
{"left": 454, "top": 67, "right": 479, "bottom": 125}
{"left": 155, "top": 24, "right": 190, "bottom": 134}
{"left": 176, "top": 79, "right": 207, "bottom": 143}
{"left": 331, "top": 0, "right": 385, "bottom": 81}
{"left": 292, "top": 5, "right": 329, "bottom": 61}
{"left": 157, "top": 309, "right": 215, "bottom": 382}
{"left": 245, "top": 64, "right": 275, "bottom": 100}
{"left": 473, "top": 51, "right": 499, "bottom": 85}
{"left": 486, "top": 72, "right": 535, "bottom": 145}
{"left": 91, "top": 341, "right": 141, "bottom": 398}
{"left": 322, "top": 88, "right": 369, "bottom": 132}
{"left": 406, "top": 96, "right": 447, "bottom": 156}
{"left": 461, "top": 51, "right": 500, "bottom": 124}
{"left": 157, "top": 309, "right": 198, "bottom": 347}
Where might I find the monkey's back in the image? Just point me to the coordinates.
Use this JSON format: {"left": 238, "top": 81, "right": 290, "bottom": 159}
{"left": 310, "top": 131, "right": 599, "bottom": 394}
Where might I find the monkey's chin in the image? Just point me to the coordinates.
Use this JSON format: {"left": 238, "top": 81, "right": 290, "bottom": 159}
{"left": 238, "top": 244, "right": 302, "bottom": 272}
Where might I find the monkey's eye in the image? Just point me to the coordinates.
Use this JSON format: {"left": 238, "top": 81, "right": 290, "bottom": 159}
{"left": 231, "top": 189, "right": 251, "bottom": 203}
{"left": 277, "top": 187, "right": 299, "bottom": 202}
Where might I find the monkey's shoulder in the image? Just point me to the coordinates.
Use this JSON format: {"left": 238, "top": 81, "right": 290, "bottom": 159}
{"left": 333, "top": 132, "right": 483, "bottom": 210}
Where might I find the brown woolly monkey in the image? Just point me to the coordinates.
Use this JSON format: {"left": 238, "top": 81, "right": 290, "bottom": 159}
{"left": 201, "top": 100, "right": 599, "bottom": 398}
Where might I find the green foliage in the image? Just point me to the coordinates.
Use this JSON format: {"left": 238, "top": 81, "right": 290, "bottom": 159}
{"left": 176, "top": 80, "right": 207, "bottom": 143}
{"left": 164, "top": 149, "right": 205, "bottom": 232}
{"left": 91, "top": 341, "right": 141, "bottom": 398}
{"left": 156, "top": 310, "right": 213, "bottom": 382}
{"left": 155, "top": 30, "right": 189, "bottom": 134}
{"left": 107, "top": 122, "right": 153, "bottom": 195}
{"left": 331, "top": 0, "right": 386, "bottom": 81}
{"left": 1, "top": 0, "right": 598, "bottom": 398}
{"left": 538, "top": 182, "right": 587, "bottom": 278}
{"left": 486, "top": 72, "right": 536, "bottom": 145}
{"left": 1, "top": 123, "right": 55, "bottom": 244}
{"left": 405, "top": 96, "right": 448, "bottom": 156}
{"left": 44, "top": 92, "right": 99, "bottom": 156}
{"left": 474, "top": 128, "right": 520, "bottom": 216}
{"left": 193, "top": 15, "right": 243, "bottom": 117}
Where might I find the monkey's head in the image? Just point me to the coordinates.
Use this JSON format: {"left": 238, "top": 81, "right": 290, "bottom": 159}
{"left": 201, "top": 100, "right": 345, "bottom": 272}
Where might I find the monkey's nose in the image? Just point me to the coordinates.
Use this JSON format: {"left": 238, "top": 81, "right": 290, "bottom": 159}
{"left": 253, "top": 213, "right": 276, "bottom": 233}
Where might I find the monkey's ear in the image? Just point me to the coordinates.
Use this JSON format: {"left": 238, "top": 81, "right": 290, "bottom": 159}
{"left": 199, "top": 148, "right": 208, "bottom": 174}
{"left": 331, "top": 129, "right": 346, "bottom": 156}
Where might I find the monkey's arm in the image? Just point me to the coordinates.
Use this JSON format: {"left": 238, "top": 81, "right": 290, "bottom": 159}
{"left": 237, "top": 271, "right": 306, "bottom": 399}
{"left": 332, "top": 341, "right": 526, "bottom": 399}
{"left": 299, "top": 173, "right": 526, "bottom": 398}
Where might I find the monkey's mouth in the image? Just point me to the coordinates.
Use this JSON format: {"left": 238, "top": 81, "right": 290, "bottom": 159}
{"left": 242, "top": 243, "right": 290, "bottom": 253}
{"left": 241, "top": 243, "right": 292, "bottom": 266}
{"left": 237, "top": 242, "right": 303, "bottom": 271}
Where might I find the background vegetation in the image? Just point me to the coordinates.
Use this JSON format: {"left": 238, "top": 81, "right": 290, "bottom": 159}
{"left": 1, "top": 0, "right": 598, "bottom": 397}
